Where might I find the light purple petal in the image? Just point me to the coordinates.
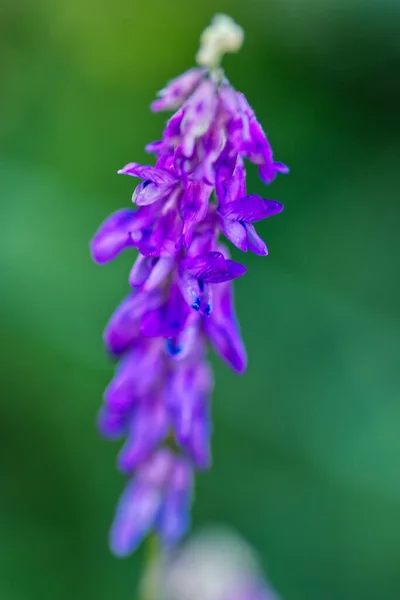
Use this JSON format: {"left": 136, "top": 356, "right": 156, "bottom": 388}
{"left": 205, "top": 280, "right": 247, "bottom": 373}
{"left": 129, "top": 255, "right": 175, "bottom": 290}
{"left": 151, "top": 68, "right": 205, "bottom": 112}
{"left": 258, "top": 161, "right": 289, "bottom": 185}
{"left": 109, "top": 480, "right": 162, "bottom": 557}
{"left": 132, "top": 180, "right": 173, "bottom": 206}
{"left": 90, "top": 209, "right": 138, "bottom": 264}
{"left": 140, "top": 283, "right": 190, "bottom": 338}
{"left": 218, "top": 214, "right": 249, "bottom": 252}
{"left": 245, "top": 223, "right": 268, "bottom": 256}
{"left": 118, "top": 399, "right": 168, "bottom": 473}
{"left": 166, "top": 363, "right": 212, "bottom": 468}
{"left": 180, "top": 79, "right": 218, "bottom": 157}
{"left": 214, "top": 141, "right": 238, "bottom": 182}
{"left": 179, "top": 181, "right": 213, "bottom": 223}
{"left": 176, "top": 219, "right": 197, "bottom": 251}
{"left": 162, "top": 108, "right": 185, "bottom": 149}
{"left": 138, "top": 203, "right": 183, "bottom": 258}
{"left": 104, "top": 341, "right": 163, "bottom": 410}
{"left": 215, "top": 156, "right": 247, "bottom": 206}
{"left": 181, "top": 251, "right": 246, "bottom": 284}
{"left": 104, "top": 290, "right": 162, "bottom": 354}
{"left": 219, "top": 194, "right": 283, "bottom": 222}
{"left": 118, "top": 162, "right": 177, "bottom": 186}
{"left": 157, "top": 458, "right": 193, "bottom": 545}
{"left": 97, "top": 405, "right": 129, "bottom": 440}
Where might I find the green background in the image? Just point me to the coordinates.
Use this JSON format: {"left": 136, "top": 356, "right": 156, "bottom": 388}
{"left": 1, "top": 1, "right": 400, "bottom": 598}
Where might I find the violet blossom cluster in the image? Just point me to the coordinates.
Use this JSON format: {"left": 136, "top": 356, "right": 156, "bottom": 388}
{"left": 90, "top": 15, "right": 287, "bottom": 557}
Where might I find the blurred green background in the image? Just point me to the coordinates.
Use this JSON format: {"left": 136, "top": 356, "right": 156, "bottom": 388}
{"left": 1, "top": 0, "right": 400, "bottom": 599}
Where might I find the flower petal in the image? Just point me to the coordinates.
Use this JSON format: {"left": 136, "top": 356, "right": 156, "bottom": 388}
{"left": 104, "top": 341, "right": 163, "bottom": 411}
{"left": 109, "top": 480, "right": 162, "bottom": 557}
{"left": 167, "top": 362, "right": 213, "bottom": 468}
{"left": 205, "top": 280, "right": 247, "bottom": 373}
{"left": 129, "top": 255, "right": 175, "bottom": 290}
{"left": 151, "top": 68, "right": 205, "bottom": 112}
{"left": 218, "top": 214, "right": 248, "bottom": 252}
{"left": 90, "top": 209, "right": 138, "bottom": 263}
{"left": 258, "top": 161, "right": 289, "bottom": 185}
{"left": 180, "top": 79, "right": 218, "bottom": 157}
{"left": 181, "top": 251, "right": 246, "bottom": 284}
{"left": 215, "top": 155, "right": 246, "bottom": 205}
{"left": 179, "top": 181, "right": 213, "bottom": 223}
{"left": 140, "top": 284, "right": 190, "bottom": 338}
{"left": 245, "top": 223, "right": 268, "bottom": 256}
{"left": 218, "top": 194, "right": 283, "bottom": 222}
{"left": 118, "top": 162, "right": 177, "bottom": 186}
{"left": 157, "top": 458, "right": 193, "bottom": 545}
{"left": 138, "top": 205, "right": 183, "bottom": 258}
{"left": 104, "top": 290, "right": 162, "bottom": 354}
{"left": 132, "top": 180, "right": 173, "bottom": 206}
{"left": 118, "top": 399, "right": 169, "bottom": 473}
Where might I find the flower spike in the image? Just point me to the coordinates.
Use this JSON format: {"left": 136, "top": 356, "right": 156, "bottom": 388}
{"left": 91, "top": 14, "right": 287, "bottom": 557}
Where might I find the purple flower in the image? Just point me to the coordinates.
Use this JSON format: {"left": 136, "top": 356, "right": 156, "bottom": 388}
{"left": 91, "top": 14, "right": 287, "bottom": 557}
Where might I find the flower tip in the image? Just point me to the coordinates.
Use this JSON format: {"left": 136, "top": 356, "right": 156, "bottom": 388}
{"left": 109, "top": 528, "right": 137, "bottom": 559}
{"left": 275, "top": 161, "right": 290, "bottom": 174}
{"left": 196, "top": 14, "right": 244, "bottom": 68}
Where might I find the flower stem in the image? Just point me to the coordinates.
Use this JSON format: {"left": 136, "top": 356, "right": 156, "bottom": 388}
{"left": 140, "top": 534, "right": 160, "bottom": 600}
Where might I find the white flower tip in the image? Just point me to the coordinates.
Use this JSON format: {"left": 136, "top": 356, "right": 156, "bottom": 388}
{"left": 196, "top": 14, "right": 244, "bottom": 68}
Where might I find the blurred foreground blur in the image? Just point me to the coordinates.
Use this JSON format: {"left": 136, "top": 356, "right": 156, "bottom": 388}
{"left": 141, "top": 528, "right": 280, "bottom": 600}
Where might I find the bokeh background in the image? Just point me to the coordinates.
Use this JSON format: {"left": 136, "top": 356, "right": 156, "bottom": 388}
{"left": 1, "top": 0, "right": 400, "bottom": 599}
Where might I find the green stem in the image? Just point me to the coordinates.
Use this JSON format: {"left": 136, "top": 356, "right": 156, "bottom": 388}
{"left": 140, "top": 534, "right": 160, "bottom": 600}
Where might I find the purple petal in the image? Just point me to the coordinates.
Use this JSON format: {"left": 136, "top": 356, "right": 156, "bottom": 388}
{"left": 109, "top": 480, "right": 162, "bottom": 557}
{"left": 191, "top": 120, "right": 226, "bottom": 185}
{"left": 214, "top": 141, "right": 238, "bottom": 182}
{"left": 215, "top": 155, "right": 246, "bottom": 206}
{"left": 218, "top": 214, "right": 249, "bottom": 252}
{"left": 186, "top": 208, "right": 218, "bottom": 256}
{"left": 167, "top": 362, "right": 213, "bottom": 468}
{"left": 145, "top": 140, "right": 164, "bottom": 156}
{"left": 184, "top": 410, "right": 211, "bottom": 469}
{"left": 181, "top": 251, "right": 246, "bottom": 284}
{"left": 129, "top": 255, "right": 175, "bottom": 290}
{"left": 132, "top": 180, "right": 173, "bottom": 206}
{"left": 104, "top": 341, "right": 163, "bottom": 410}
{"left": 97, "top": 405, "right": 129, "bottom": 440}
{"left": 180, "top": 79, "right": 218, "bottom": 157}
{"left": 118, "top": 162, "right": 177, "bottom": 186}
{"left": 219, "top": 194, "right": 283, "bottom": 222}
{"left": 176, "top": 219, "right": 197, "bottom": 251}
{"left": 151, "top": 68, "right": 205, "bottom": 112}
{"left": 161, "top": 108, "right": 185, "bottom": 150}
{"left": 90, "top": 209, "right": 138, "bottom": 264}
{"left": 205, "top": 280, "right": 247, "bottom": 373}
{"left": 140, "top": 283, "right": 190, "bottom": 338}
{"left": 137, "top": 201, "right": 183, "bottom": 258}
{"left": 179, "top": 268, "right": 212, "bottom": 315}
{"left": 258, "top": 161, "right": 289, "bottom": 185}
{"left": 157, "top": 459, "right": 193, "bottom": 545}
{"left": 245, "top": 223, "right": 268, "bottom": 256}
{"left": 104, "top": 290, "right": 162, "bottom": 354}
{"left": 179, "top": 181, "right": 213, "bottom": 223}
{"left": 140, "top": 448, "right": 175, "bottom": 487}
{"left": 118, "top": 399, "right": 168, "bottom": 473}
